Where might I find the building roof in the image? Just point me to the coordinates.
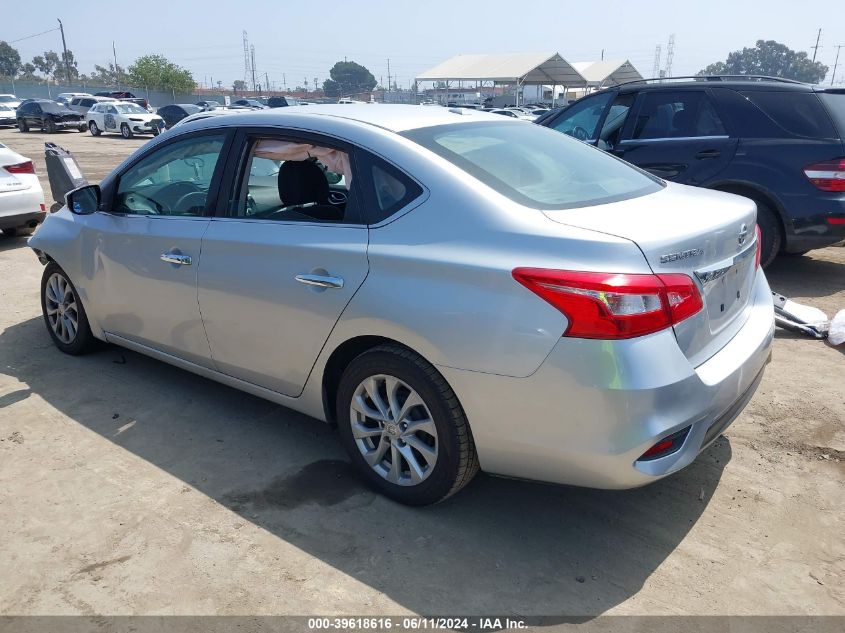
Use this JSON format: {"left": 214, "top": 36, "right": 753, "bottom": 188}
{"left": 571, "top": 60, "right": 643, "bottom": 86}
{"left": 416, "top": 53, "right": 587, "bottom": 85}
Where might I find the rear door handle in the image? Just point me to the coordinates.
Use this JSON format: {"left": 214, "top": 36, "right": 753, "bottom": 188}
{"left": 295, "top": 274, "right": 344, "bottom": 289}
{"left": 160, "top": 252, "right": 192, "bottom": 266}
{"left": 695, "top": 149, "right": 721, "bottom": 160}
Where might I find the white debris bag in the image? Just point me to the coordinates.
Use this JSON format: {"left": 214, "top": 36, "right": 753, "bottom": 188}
{"left": 829, "top": 310, "right": 845, "bottom": 346}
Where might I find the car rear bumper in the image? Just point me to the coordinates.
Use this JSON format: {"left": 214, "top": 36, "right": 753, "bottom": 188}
{"left": 0, "top": 188, "right": 46, "bottom": 229}
{"left": 439, "top": 268, "right": 775, "bottom": 489}
{"left": 783, "top": 198, "right": 845, "bottom": 252}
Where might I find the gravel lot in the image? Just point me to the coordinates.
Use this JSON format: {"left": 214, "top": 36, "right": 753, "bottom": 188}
{"left": 0, "top": 126, "right": 843, "bottom": 616}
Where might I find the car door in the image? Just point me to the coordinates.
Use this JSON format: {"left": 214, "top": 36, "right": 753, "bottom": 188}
{"left": 30, "top": 103, "right": 43, "bottom": 127}
{"left": 82, "top": 130, "right": 233, "bottom": 367}
{"left": 196, "top": 129, "right": 370, "bottom": 396}
{"left": 87, "top": 104, "right": 102, "bottom": 129}
{"left": 609, "top": 89, "right": 738, "bottom": 185}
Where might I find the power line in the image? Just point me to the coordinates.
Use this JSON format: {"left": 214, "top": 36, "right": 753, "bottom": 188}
{"left": 9, "top": 27, "right": 60, "bottom": 43}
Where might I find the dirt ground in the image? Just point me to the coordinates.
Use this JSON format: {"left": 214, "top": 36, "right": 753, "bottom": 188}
{"left": 0, "top": 127, "right": 843, "bottom": 616}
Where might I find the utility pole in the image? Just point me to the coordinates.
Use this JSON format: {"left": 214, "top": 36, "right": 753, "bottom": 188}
{"left": 387, "top": 58, "right": 391, "bottom": 91}
{"left": 314, "top": 77, "right": 318, "bottom": 94}
{"left": 250, "top": 45, "right": 257, "bottom": 93}
{"left": 601, "top": 49, "right": 604, "bottom": 61}
{"left": 652, "top": 45, "right": 662, "bottom": 79}
{"left": 812, "top": 28, "right": 822, "bottom": 62}
{"left": 57, "top": 19, "right": 71, "bottom": 85}
{"left": 833, "top": 45, "right": 843, "bottom": 85}
{"left": 265, "top": 72, "right": 269, "bottom": 94}
{"left": 112, "top": 41, "right": 120, "bottom": 89}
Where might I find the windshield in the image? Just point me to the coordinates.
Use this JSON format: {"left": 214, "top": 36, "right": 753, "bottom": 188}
{"left": 115, "top": 103, "right": 147, "bottom": 114}
{"left": 181, "top": 104, "right": 202, "bottom": 114}
{"left": 402, "top": 121, "right": 662, "bottom": 210}
{"left": 0, "top": 96, "right": 16, "bottom": 103}
{"left": 40, "top": 102, "right": 68, "bottom": 113}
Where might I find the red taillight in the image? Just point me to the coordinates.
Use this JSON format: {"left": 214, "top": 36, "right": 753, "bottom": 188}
{"left": 827, "top": 216, "right": 845, "bottom": 225}
{"left": 754, "top": 224, "right": 762, "bottom": 269}
{"left": 4, "top": 160, "right": 35, "bottom": 175}
{"left": 804, "top": 158, "right": 845, "bottom": 192}
{"left": 512, "top": 269, "right": 703, "bottom": 340}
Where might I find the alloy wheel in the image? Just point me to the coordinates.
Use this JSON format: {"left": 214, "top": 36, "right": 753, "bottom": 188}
{"left": 349, "top": 374, "right": 438, "bottom": 486}
{"left": 44, "top": 272, "right": 79, "bottom": 344}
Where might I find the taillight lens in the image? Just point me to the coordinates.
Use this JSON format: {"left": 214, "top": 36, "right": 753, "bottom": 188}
{"left": 803, "top": 158, "right": 845, "bottom": 192}
{"left": 754, "top": 224, "right": 762, "bottom": 269}
{"left": 512, "top": 269, "right": 703, "bottom": 340}
{"left": 4, "top": 160, "right": 35, "bottom": 175}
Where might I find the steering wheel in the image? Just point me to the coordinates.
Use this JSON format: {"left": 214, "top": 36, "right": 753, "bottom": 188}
{"left": 173, "top": 191, "right": 207, "bottom": 214}
{"left": 570, "top": 126, "right": 589, "bottom": 141}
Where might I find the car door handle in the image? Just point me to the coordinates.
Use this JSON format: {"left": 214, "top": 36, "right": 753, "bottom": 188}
{"left": 160, "top": 252, "right": 192, "bottom": 265}
{"left": 695, "top": 149, "right": 721, "bottom": 160}
{"left": 295, "top": 274, "right": 344, "bottom": 289}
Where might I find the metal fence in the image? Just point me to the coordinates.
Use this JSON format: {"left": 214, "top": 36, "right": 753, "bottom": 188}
{"left": 0, "top": 80, "right": 227, "bottom": 108}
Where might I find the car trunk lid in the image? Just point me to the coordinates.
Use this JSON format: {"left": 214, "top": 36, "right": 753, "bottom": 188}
{"left": 542, "top": 183, "right": 759, "bottom": 366}
{"left": 0, "top": 151, "right": 34, "bottom": 193}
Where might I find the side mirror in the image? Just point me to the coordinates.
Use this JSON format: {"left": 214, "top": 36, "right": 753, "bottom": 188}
{"left": 66, "top": 184, "right": 101, "bottom": 215}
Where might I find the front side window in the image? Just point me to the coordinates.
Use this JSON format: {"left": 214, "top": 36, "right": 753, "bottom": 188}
{"left": 114, "top": 133, "right": 227, "bottom": 216}
{"left": 549, "top": 91, "right": 614, "bottom": 140}
{"left": 403, "top": 121, "right": 661, "bottom": 210}
{"left": 233, "top": 137, "right": 358, "bottom": 224}
{"left": 632, "top": 91, "right": 727, "bottom": 140}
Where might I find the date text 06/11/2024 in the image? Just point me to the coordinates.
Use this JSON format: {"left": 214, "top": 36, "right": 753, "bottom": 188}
{"left": 307, "top": 617, "right": 528, "bottom": 630}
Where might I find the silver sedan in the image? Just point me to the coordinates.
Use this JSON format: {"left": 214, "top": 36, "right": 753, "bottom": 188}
{"left": 29, "top": 105, "right": 774, "bottom": 505}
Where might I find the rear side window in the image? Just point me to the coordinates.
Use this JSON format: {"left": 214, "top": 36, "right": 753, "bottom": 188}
{"left": 632, "top": 91, "right": 727, "bottom": 139}
{"left": 403, "top": 121, "right": 661, "bottom": 210}
{"left": 366, "top": 161, "right": 423, "bottom": 223}
{"left": 739, "top": 91, "right": 838, "bottom": 139}
{"left": 817, "top": 93, "right": 845, "bottom": 138}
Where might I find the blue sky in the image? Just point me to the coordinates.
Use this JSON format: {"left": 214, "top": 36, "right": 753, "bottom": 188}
{"left": 5, "top": 0, "right": 843, "bottom": 88}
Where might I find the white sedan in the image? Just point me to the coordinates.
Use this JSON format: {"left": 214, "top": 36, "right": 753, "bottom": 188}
{"left": 87, "top": 101, "right": 165, "bottom": 138}
{"left": 0, "top": 143, "right": 46, "bottom": 237}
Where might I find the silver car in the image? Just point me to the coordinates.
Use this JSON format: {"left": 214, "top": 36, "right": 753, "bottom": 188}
{"left": 29, "top": 105, "right": 774, "bottom": 505}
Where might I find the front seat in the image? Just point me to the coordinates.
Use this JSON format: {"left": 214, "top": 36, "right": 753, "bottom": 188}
{"left": 277, "top": 160, "right": 343, "bottom": 222}
{"left": 671, "top": 108, "right": 695, "bottom": 137}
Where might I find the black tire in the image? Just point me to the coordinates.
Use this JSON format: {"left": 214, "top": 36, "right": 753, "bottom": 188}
{"left": 336, "top": 344, "right": 479, "bottom": 506}
{"left": 40, "top": 262, "right": 98, "bottom": 355}
{"left": 17, "top": 118, "right": 28, "bottom": 132}
{"left": 120, "top": 123, "right": 133, "bottom": 139}
{"left": 43, "top": 117, "right": 56, "bottom": 134}
{"left": 89, "top": 121, "right": 101, "bottom": 136}
{"left": 2, "top": 226, "right": 35, "bottom": 237}
{"left": 781, "top": 250, "right": 809, "bottom": 258}
{"left": 78, "top": 124, "right": 87, "bottom": 132}
{"left": 756, "top": 202, "right": 781, "bottom": 268}
{"left": 151, "top": 126, "right": 160, "bottom": 136}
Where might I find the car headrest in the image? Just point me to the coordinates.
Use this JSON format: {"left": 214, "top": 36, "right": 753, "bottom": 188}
{"left": 277, "top": 160, "right": 329, "bottom": 207}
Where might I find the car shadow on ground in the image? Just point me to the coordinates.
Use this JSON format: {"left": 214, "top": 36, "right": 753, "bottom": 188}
{"left": 766, "top": 253, "right": 845, "bottom": 299}
{"left": 0, "top": 235, "right": 32, "bottom": 253}
{"left": 0, "top": 316, "right": 731, "bottom": 616}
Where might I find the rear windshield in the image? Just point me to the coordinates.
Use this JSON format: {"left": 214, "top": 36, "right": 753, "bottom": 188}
{"left": 818, "top": 93, "right": 845, "bottom": 137}
{"left": 740, "top": 91, "right": 838, "bottom": 139}
{"left": 402, "top": 121, "right": 662, "bottom": 210}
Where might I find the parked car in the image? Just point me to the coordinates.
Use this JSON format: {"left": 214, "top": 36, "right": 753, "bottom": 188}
{"left": 267, "top": 96, "right": 301, "bottom": 108}
{"left": 538, "top": 77, "right": 845, "bottom": 265}
{"left": 68, "top": 95, "right": 116, "bottom": 115}
{"left": 0, "top": 94, "right": 21, "bottom": 109}
{"left": 156, "top": 104, "right": 203, "bottom": 128}
{"left": 169, "top": 108, "right": 240, "bottom": 128}
{"left": 87, "top": 101, "right": 165, "bottom": 138}
{"left": 56, "top": 92, "right": 92, "bottom": 106}
{"left": 232, "top": 98, "right": 267, "bottom": 109}
{"left": 195, "top": 100, "right": 221, "bottom": 110}
{"left": 0, "top": 104, "right": 16, "bottom": 127}
{"left": 488, "top": 108, "right": 520, "bottom": 118}
{"left": 94, "top": 91, "right": 151, "bottom": 111}
{"left": 30, "top": 105, "right": 774, "bottom": 506}
{"left": 0, "top": 143, "right": 46, "bottom": 236}
{"left": 16, "top": 100, "right": 87, "bottom": 133}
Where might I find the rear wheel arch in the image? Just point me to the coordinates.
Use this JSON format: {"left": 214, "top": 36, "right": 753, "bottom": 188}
{"left": 322, "top": 336, "right": 440, "bottom": 424}
{"left": 708, "top": 181, "right": 788, "bottom": 240}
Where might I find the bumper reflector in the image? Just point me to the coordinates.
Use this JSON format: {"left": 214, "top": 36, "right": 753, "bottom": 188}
{"left": 637, "top": 426, "right": 691, "bottom": 461}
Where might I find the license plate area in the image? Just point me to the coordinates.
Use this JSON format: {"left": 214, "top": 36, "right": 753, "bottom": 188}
{"left": 697, "top": 246, "right": 756, "bottom": 334}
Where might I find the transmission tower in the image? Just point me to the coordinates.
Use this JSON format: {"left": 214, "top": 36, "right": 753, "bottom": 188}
{"left": 652, "top": 45, "right": 662, "bottom": 78}
{"left": 242, "top": 31, "right": 251, "bottom": 88}
{"left": 665, "top": 34, "right": 675, "bottom": 78}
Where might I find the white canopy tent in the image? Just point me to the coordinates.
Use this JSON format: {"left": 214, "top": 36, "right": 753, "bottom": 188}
{"left": 416, "top": 52, "right": 588, "bottom": 105}
{"left": 571, "top": 60, "right": 643, "bottom": 87}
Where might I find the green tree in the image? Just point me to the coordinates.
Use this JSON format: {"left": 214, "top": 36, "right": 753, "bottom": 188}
{"left": 90, "top": 63, "right": 124, "bottom": 86}
{"left": 699, "top": 40, "right": 828, "bottom": 83}
{"left": 32, "top": 53, "right": 56, "bottom": 77}
{"left": 327, "top": 60, "right": 376, "bottom": 95}
{"left": 233, "top": 79, "right": 247, "bottom": 92}
{"left": 128, "top": 54, "right": 195, "bottom": 93}
{"left": 18, "top": 62, "right": 37, "bottom": 80}
{"left": 0, "top": 41, "right": 21, "bottom": 77}
{"left": 53, "top": 50, "right": 79, "bottom": 82}
{"left": 322, "top": 78, "right": 341, "bottom": 97}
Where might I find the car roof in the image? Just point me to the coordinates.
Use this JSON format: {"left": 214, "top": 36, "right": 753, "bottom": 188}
{"left": 185, "top": 104, "right": 503, "bottom": 133}
{"left": 612, "top": 78, "right": 817, "bottom": 94}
